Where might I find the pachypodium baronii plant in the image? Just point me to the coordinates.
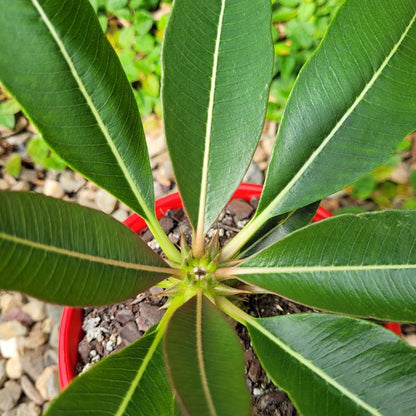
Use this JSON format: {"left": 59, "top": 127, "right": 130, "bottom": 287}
{"left": 0, "top": 0, "right": 416, "bottom": 415}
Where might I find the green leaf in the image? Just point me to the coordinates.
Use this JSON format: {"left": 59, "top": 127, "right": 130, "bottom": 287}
{"left": 162, "top": 0, "right": 273, "bottom": 242}
{"left": 164, "top": 295, "right": 250, "bottom": 416}
{"left": 258, "top": 0, "right": 416, "bottom": 222}
{"left": 45, "top": 327, "right": 182, "bottom": 416}
{"left": 0, "top": 191, "right": 172, "bottom": 306}
{"left": 0, "top": 99, "right": 20, "bottom": 115}
{"left": 4, "top": 154, "right": 21, "bottom": 178}
{"left": 0, "top": 113, "right": 14, "bottom": 130}
{"left": 237, "top": 210, "right": 416, "bottom": 322}
{"left": 351, "top": 173, "right": 377, "bottom": 199}
{"left": 0, "top": 0, "right": 155, "bottom": 221}
{"left": 134, "top": 10, "right": 154, "bottom": 35}
{"left": 106, "top": 0, "right": 128, "bottom": 12}
{"left": 27, "top": 136, "right": 66, "bottom": 171}
{"left": 247, "top": 314, "right": 416, "bottom": 416}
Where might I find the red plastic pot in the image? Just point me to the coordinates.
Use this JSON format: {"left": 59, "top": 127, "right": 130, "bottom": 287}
{"left": 58, "top": 183, "right": 399, "bottom": 389}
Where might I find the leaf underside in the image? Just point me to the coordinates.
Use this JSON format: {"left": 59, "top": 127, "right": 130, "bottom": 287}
{"left": 45, "top": 328, "right": 182, "bottom": 416}
{"left": 164, "top": 295, "right": 251, "bottom": 416}
{"left": 0, "top": 192, "right": 169, "bottom": 306}
{"left": 162, "top": 0, "right": 273, "bottom": 234}
{"left": 0, "top": 0, "right": 154, "bottom": 219}
{"left": 257, "top": 0, "right": 416, "bottom": 219}
{"left": 248, "top": 313, "right": 416, "bottom": 416}
{"left": 238, "top": 210, "right": 416, "bottom": 322}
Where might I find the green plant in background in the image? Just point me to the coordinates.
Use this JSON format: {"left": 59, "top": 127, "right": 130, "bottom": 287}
{"left": 0, "top": 96, "right": 20, "bottom": 130}
{"left": 1, "top": 1, "right": 416, "bottom": 415}
{"left": 27, "top": 136, "right": 67, "bottom": 171}
{"left": 268, "top": 0, "right": 341, "bottom": 121}
{"left": 87, "top": 0, "right": 170, "bottom": 117}
{"left": 4, "top": 153, "right": 21, "bottom": 178}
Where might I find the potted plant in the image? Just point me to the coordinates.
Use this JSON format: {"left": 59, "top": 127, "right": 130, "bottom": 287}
{"left": 1, "top": 0, "right": 416, "bottom": 414}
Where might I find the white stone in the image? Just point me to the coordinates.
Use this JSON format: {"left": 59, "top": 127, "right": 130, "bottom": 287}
{"left": 404, "top": 334, "right": 416, "bottom": 348}
{"left": 96, "top": 189, "right": 117, "bottom": 214}
{"left": 0, "top": 178, "right": 10, "bottom": 190}
{"left": 0, "top": 380, "right": 22, "bottom": 411}
{"left": 0, "top": 293, "right": 23, "bottom": 315}
{"left": 112, "top": 208, "right": 128, "bottom": 222}
{"left": 77, "top": 189, "right": 97, "bottom": 209}
{"left": 85, "top": 327, "right": 106, "bottom": 343}
{"left": 82, "top": 317, "right": 100, "bottom": 332}
{"left": 16, "top": 402, "right": 41, "bottom": 416}
{"left": 0, "top": 321, "right": 28, "bottom": 340}
{"left": 43, "top": 179, "right": 65, "bottom": 199}
{"left": 21, "top": 375, "right": 45, "bottom": 406}
{"left": 11, "top": 181, "right": 30, "bottom": 192}
{"left": 0, "top": 338, "right": 21, "bottom": 358}
{"left": 5, "top": 356, "right": 22, "bottom": 379}
{"left": 59, "top": 170, "right": 83, "bottom": 193}
{"left": 35, "top": 365, "right": 60, "bottom": 401}
{"left": 22, "top": 301, "right": 46, "bottom": 322}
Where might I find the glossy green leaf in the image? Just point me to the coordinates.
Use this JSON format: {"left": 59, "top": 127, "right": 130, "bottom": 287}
{"left": 237, "top": 211, "right": 416, "bottom": 322}
{"left": 162, "top": 0, "right": 273, "bottom": 239}
{"left": 258, "top": 0, "right": 416, "bottom": 221}
{"left": 164, "top": 295, "right": 251, "bottom": 416}
{"left": 45, "top": 327, "right": 182, "bottom": 416}
{"left": 0, "top": 191, "right": 172, "bottom": 306}
{"left": 248, "top": 314, "right": 416, "bottom": 416}
{"left": 0, "top": 0, "right": 154, "bottom": 220}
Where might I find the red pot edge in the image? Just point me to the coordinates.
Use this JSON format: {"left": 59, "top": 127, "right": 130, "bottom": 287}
{"left": 58, "top": 183, "right": 399, "bottom": 389}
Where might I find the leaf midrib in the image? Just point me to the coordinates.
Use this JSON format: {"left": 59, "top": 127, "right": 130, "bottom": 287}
{"left": 196, "top": 0, "right": 226, "bottom": 238}
{"left": 196, "top": 293, "right": 217, "bottom": 416}
{"left": 251, "top": 319, "right": 383, "bottom": 416}
{"left": 1, "top": 231, "right": 173, "bottom": 274}
{"left": 30, "top": 0, "right": 152, "bottom": 219}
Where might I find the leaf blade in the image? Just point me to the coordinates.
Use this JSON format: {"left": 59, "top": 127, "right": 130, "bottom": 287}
{"left": 258, "top": 0, "right": 416, "bottom": 219}
{"left": 0, "top": 191, "right": 171, "bottom": 306}
{"left": 0, "top": 0, "right": 154, "bottom": 219}
{"left": 162, "top": 0, "right": 273, "bottom": 236}
{"left": 237, "top": 210, "right": 416, "bottom": 322}
{"left": 247, "top": 314, "right": 416, "bottom": 416}
{"left": 45, "top": 328, "right": 181, "bottom": 416}
{"left": 164, "top": 295, "right": 251, "bottom": 416}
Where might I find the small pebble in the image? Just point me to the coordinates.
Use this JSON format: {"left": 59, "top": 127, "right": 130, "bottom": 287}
{"left": 6, "top": 356, "right": 23, "bottom": 379}
{"left": 43, "top": 179, "right": 65, "bottom": 199}
{"left": 96, "top": 189, "right": 117, "bottom": 214}
{"left": 21, "top": 375, "right": 45, "bottom": 405}
{"left": 0, "top": 338, "right": 21, "bottom": 358}
{"left": 0, "top": 380, "right": 22, "bottom": 411}
{"left": 0, "top": 178, "right": 10, "bottom": 190}
{"left": 112, "top": 208, "right": 129, "bottom": 222}
{"left": 0, "top": 321, "right": 28, "bottom": 340}
{"left": 21, "top": 302, "right": 46, "bottom": 322}
{"left": 35, "top": 365, "right": 60, "bottom": 401}
{"left": 11, "top": 181, "right": 30, "bottom": 191}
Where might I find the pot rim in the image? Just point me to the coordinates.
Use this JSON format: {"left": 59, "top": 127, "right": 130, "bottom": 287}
{"left": 59, "top": 183, "right": 336, "bottom": 388}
